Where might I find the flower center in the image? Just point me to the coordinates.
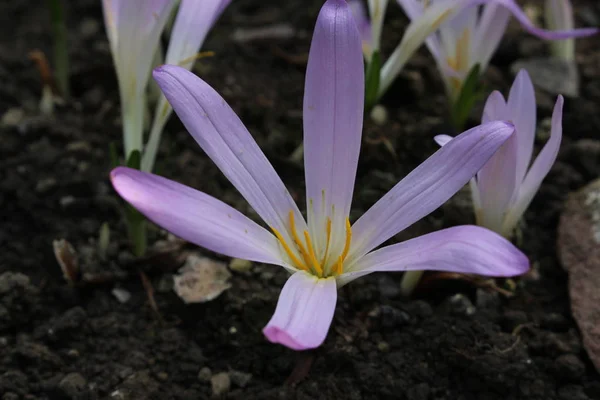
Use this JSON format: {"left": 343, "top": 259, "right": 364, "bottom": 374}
{"left": 271, "top": 211, "right": 352, "bottom": 278}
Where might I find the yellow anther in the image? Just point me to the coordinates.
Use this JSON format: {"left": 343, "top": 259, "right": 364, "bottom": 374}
{"left": 270, "top": 227, "right": 309, "bottom": 272}
{"left": 177, "top": 51, "right": 215, "bottom": 67}
{"left": 303, "top": 231, "right": 323, "bottom": 277}
{"left": 340, "top": 218, "right": 352, "bottom": 262}
{"left": 321, "top": 218, "right": 332, "bottom": 265}
{"left": 332, "top": 255, "right": 344, "bottom": 276}
{"left": 289, "top": 211, "right": 313, "bottom": 268}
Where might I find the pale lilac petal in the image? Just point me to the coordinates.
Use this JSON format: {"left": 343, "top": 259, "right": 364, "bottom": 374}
{"left": 502, "top": 96, "right": 564, "bottom": 235}
{"left": 153, "top": 65, "right": 306, "bottom": 239}
{"left": 350, "top": 121, "right": 515, "bottom": 260}
{"left": 395, "top": 0, "right": 443, "bottom": 63}
{"left": 102, "top": 0, "right": 176, "bottom": 156}
{"left": 165, "top": 0, "right": 229, "bottom": 68}
{"left": 380, "top": 0, "right": 462, "bottom": 96}
{"left": 472, "top": 4, "right": 511, "bottom": 70}
{"left": 481, "top": 90, "right": 508, "bottom": 124}
{"left": 110, "top": 167, "right": 284, "bottom": 266}
{"left": 434, "top": 134, "right": 454, "bottom": 146}
{"left": 303, "top": 0, "right": 364, "bottom": 235}
{"left": 507, "top": 70, "right": 537, "bottom": 186}
{"left": 491, "top": 0, "right": 598, "bottom": 39}
{"left": 142, "top": 0, "right": 231, "bottom": 172}
{"left": 340, "top": 225, "right": 529, "bottom": 286}
{"left": 433, "top": 134, "right": 482, "bottom": 212}
{"left": 367, "top": 0, "right": 389, "bottom": 52}
{"left": 263, "top": 272, "right": 337, "bottom": 350}
{"left": 348, "top": 0, "right": 373, "bottom": 56}
{"left": 476, "top": 131, "right": 518, "bottom": 233}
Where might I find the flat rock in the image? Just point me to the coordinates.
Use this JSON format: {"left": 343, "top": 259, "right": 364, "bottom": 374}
{"left": 558, "top": 177, "right": 600, "bottom": 373}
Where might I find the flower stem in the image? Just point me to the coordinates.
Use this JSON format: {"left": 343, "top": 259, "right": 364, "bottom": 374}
{"left": 399, "top": 270, "right": 424, "bottom": 297}
{"left": 46, "top": 0, "right": 69, "bottom": 99}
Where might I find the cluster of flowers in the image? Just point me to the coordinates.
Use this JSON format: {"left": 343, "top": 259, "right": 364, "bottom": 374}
{"left": 105, "top": 0, "right": 596, "bottom": 350}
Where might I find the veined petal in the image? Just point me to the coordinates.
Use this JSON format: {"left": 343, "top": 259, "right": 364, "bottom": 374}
{"left": 142, "top": 0, "right": 231, "bottom": 172}
{"left": 475, "top": 90, "right": 517, "bottom": 233}
{"left": 303, "top": 0, "right": 364, "bottom": 243}
{"left": 339, "top": 225, "right": 529, "bottom": 286}
{"left": 350, "top": 121, "right": 515, "bottom": 260}
{"left": 476, "top": 131, "right": 518, "bottom": 233}
{"left": 507, "top": 70, "right": 537, "bottom": 186}
{"left": 491, "top": 0, "right": 598, "bottom": 40}
{"left": 433, "top": 134, "right": 481, "bottom": 212}
{"left": 110, "top": 167, "right": 285, "bottom": 266}
{"left": 153, "top": 65, "right": 306, "bottom": 240}
{"left": 502, "top": 96, "right": 564, "bottom": 236}
{"left": 263, "top": 272, "right": 337, "bottom": 350}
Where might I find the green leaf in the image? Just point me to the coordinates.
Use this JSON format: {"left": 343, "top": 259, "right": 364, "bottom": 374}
{"left": 450, "top": 64, "right": 484, "bottom": 131}
{"left": 126, "top": 150, "right": 141, "bottom": 170}
{"left": 365, "top": 51, "right": 382, "bottom": 112}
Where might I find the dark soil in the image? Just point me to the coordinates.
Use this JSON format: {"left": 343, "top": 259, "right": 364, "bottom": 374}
{"left": 2, "top": 0, "right": 600, "bottom": 399}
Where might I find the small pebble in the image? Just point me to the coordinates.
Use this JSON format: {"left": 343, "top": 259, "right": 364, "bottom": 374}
{"left": 198, "top": 367, "right": 211, "bottom": 382}
{"left": 211, "top": 372, "right": 231, "bottom": 397}
{"left": 57, "top": 372, "right": 87, "bottom": 399}
{"left": 230, "top": 370, "right": 252, "bottom": 388}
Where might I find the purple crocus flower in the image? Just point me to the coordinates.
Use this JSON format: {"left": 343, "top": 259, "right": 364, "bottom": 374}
{"left": 436, "top": 70, "right": 564, "bottom": 237}
{"left": 111, "top": 0, "right": 528, "bottom": 350}
{"left": 396, "top": 0, "right": 597, "bottom": 101}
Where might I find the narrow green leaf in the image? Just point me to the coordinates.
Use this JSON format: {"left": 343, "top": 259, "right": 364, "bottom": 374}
{"left": 126, "top": 150, "right": 141, "bottom": 170}
{"left": 365, "top": 51, "right": 382, "bottom": 112}
{"left": 450, "top": 64, "right": 483, "bottom": 131}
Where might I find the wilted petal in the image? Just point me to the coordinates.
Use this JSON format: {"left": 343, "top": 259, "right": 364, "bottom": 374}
{"left": 503, "top": 96, "right": 564, "bottom": 235}
{"left": 110, "top": 167, "right": 285, "bottom": 266}
{"left": 153, "top": 65, "right": 306, "bottom": 239}
{"left": 350, "top": 121, "right": 515, "bottom": 259}
{"left": 303, "top": 0, "right": 364, "bottom": 238}
{"left": 263, "top": 272, "right": 337, "bottom": 350}
{"left": 340, "top": 225, "right": 529, "bottom": 286}
{"left": 507, "top": 70, "right": 537, "bottom": 186}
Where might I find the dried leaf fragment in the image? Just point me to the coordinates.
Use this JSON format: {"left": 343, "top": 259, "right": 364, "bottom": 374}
{"left": 53, "top": 239, "right": 80, "bottom": 285}
{"left": 173, "top": 254, "right": 231, "bottom": 303}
